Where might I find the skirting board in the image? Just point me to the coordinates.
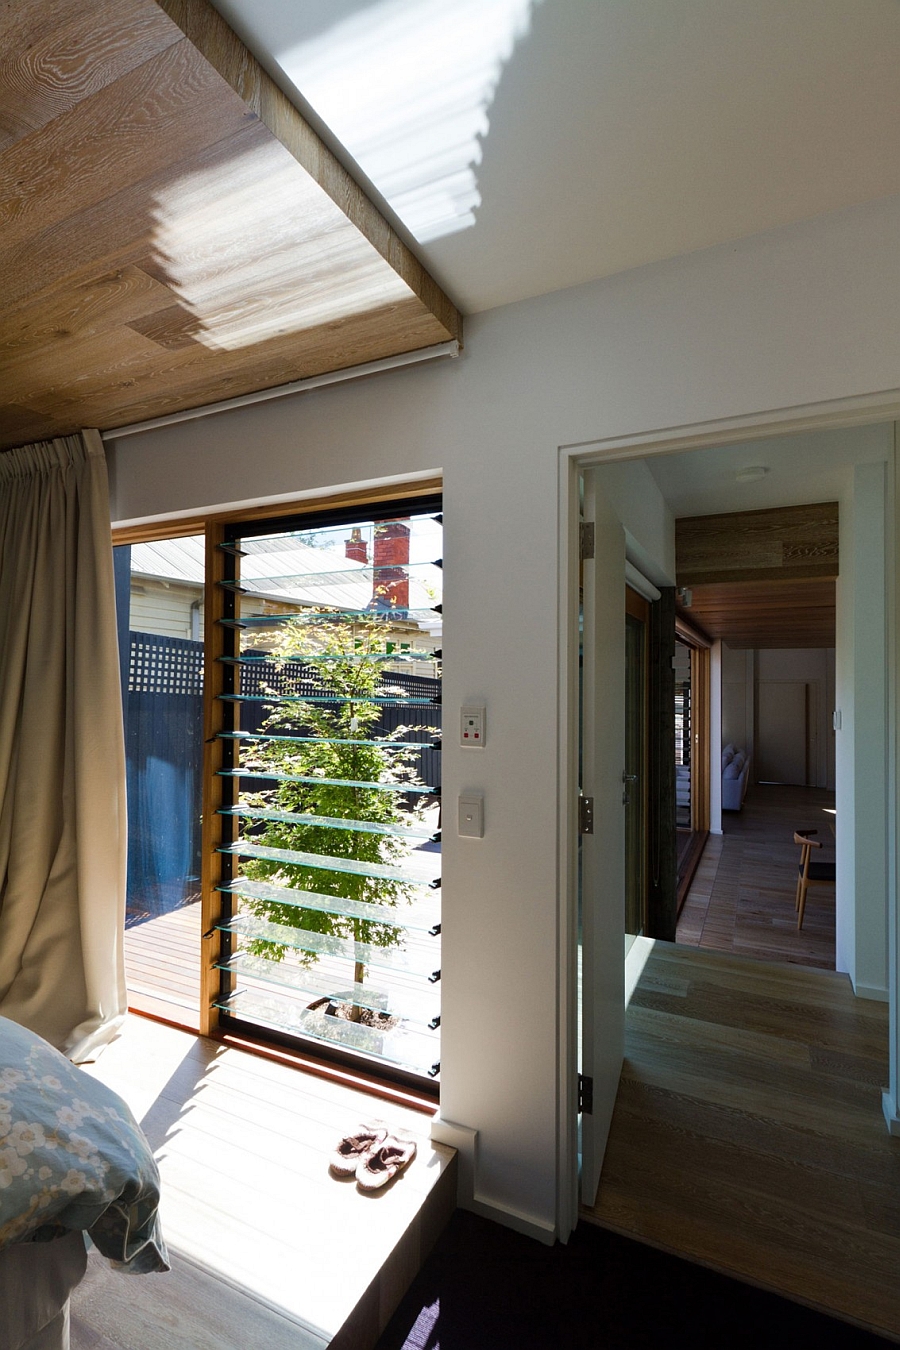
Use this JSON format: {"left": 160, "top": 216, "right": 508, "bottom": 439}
{"left": 430, "top": 1119, "right": 556, "bottom": 1245}
{"left": 855, "top": 983, "right": 890, "bottom": 1002}
{"left": 467, "top": 1196, "right": 556, "bottom": 1246}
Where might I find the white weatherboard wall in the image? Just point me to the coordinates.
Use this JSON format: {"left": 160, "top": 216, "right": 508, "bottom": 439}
{"left": 109, "top": 193, "right": 900, "bottom": 1237}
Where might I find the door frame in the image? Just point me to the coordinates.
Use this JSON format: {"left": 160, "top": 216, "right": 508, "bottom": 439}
{"left": 625, "top": 586, "right": 651, "bottom": 942}
{"left": 556, "top": 391, "right": 900, "bottom": 1239}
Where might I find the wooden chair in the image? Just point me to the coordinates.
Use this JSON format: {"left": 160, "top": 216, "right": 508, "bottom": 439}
{"left": 793, "top": 829, "right": 835, "bottom": 930}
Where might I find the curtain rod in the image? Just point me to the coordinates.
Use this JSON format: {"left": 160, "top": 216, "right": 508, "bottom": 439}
{"left": 101, "top": 340, "right": 460, "bottom": 442}
{"left": 624, "top": 560, "right": 662, "bottom": 603}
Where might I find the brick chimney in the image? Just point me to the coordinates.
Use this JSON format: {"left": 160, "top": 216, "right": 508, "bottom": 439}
{"left": 345, "top": 526, "right": 368, "bottom": 565}
{"left": 372, "top": 520, "right": 410, "bottom": 613}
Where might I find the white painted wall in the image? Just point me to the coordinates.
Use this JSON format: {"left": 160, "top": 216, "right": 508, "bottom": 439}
{"left": 835, "top": 456, "right": 891, "bottom": 998}
{"left": 592, "top": 460, "right": 676, "bottom": 586}
{"left": 851, "top": 462, "right": 889, "bottom": 999}
{"left": 108, "top": 193, "right": 900, "bottom": 1237}
{"left": 756, "top": 648, "right": 836, "bottom": 790}
{"left": 721, "top": 645, "right": 753, "bottom": 755}
{"left": 835, "top": 475, "right": 856, "bottom": 980}
{"left": 710, "top": 642, "right": 723, "bottom": 835}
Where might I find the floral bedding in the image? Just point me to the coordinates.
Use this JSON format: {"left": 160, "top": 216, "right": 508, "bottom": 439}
{"left": 0, "top": 1016, "right": 168, "bottom": 1273}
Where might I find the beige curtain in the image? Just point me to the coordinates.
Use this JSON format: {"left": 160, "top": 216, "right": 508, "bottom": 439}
{"left": 0, "top": 430, "right": 127, "bottom": 1061}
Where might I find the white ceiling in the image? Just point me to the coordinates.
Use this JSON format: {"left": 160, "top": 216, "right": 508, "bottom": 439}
{"left": 643, "top": 422, "right": 891, "bottom": 518}
{"left": 209, "top": 0, "right": 900, "bottom": 315}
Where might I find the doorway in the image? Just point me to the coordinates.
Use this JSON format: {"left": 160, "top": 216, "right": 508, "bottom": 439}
{"left": 566, "top": 416, "right": 896, "bottom": 1234}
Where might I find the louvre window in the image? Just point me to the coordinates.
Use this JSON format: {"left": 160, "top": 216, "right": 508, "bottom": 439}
{"left": 208, "top": 500, "right": 443, "bottom": 1084}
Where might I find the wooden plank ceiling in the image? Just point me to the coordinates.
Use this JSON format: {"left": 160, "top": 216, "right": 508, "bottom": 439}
{"left": 677, "top": 577, "right": 836, "bottom": 649}
{"left": 676, "top": 503, "right": 838, "bottom": 648}
{"left": 0, "top": 0, "right": 462, "bottom": 450}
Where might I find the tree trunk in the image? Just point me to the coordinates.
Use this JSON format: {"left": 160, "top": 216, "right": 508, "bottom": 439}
{"left": 349, "top": 957, "right": 366, "bottom": 1022}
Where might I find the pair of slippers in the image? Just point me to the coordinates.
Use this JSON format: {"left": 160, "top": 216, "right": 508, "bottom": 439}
{"left": 329, "top": 1123, "right": 417, "bottom": 1191}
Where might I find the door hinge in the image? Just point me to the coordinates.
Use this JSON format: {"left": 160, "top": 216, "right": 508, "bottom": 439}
{"left": 578, "top": 795, "right": 594, "bottom": 835}
{"left": 580, "top": 521, "right": 595, "bottom": 560}
{"left": 578, "top": 1073, "right": 593, "bottom": 1115}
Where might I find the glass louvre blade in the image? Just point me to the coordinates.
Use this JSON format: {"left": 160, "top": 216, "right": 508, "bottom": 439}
{"left": 214, "top": 499, "right": 442, "bottom": 1080}
{"left": 219, "top": 913, "right": 440, "bottom": 978}
{"left": 219, "top": 877, "right": 440, "bottom": 930}
{"left": 216, "top": 953, "right": 439, "bottom": 1025}
{"left": 217, "top": 769, "right": 437, "bottom": 793}
{"left": 223, "top": 609, "right": 441, "bottom": 626}
{"left": 218, "top": 731, "right": 436, "bottom": 749}
{"left": 213, "top": 988, "right": 440, "bottom": 1075}
{"left": 239, "top": 513, "right": 437, "bottom": 550}
{"left": 219, "top": 804, "right": 437, "bottom": 840}
{"left": 217, "top": 693, "right": 439, "bottom": 707}
{"left": 222, "top": 559, "right": 441, "bottom": 587}
{"left": 219, "top": 841, "right": 438, "bottom": 886}
{"left": 218, "top": 651, "right": 438, "bottom": 665}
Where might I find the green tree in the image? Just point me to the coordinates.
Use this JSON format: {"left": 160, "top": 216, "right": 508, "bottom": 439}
{"left": 238, "top": 611, "right": 436, "bottom": 1024}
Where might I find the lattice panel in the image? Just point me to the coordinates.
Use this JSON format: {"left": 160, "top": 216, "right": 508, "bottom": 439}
{"left": 129, "top": 634, "right": 204, "bottom": 695}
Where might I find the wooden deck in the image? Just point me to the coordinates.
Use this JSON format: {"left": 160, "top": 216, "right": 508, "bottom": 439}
{"left": 125, "top": 902, "right": 202, "bottom": 1022}
{"left": 677, "top": 783, "right": 836, "bottom": 968}
{"left": 587, "top": 942, "right": 900, "bottom": 1340}
{"left": 123, "top": 893, "right": 441, "bottom": 1076}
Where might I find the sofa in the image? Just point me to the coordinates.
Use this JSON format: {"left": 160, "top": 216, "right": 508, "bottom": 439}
{"left": 722, "top": 743, "right": 750, "bottom": 810}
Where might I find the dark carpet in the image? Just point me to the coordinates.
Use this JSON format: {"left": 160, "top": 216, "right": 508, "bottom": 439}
{"left": 373, "top": 1211, "right": 893, "bottom": 1350}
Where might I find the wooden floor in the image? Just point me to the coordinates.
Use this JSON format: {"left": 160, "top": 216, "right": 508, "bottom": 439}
{"left": 586, "top": 942, "right": 900, "bottom": 1340}
{"left": 677, "top": 783, "right": 836, "bottom": 969}
{"left": 71, "top": 1016, "right": 456, "bottom": 1350}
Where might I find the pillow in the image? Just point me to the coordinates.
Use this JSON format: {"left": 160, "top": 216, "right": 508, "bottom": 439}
{"left": 723, "top": 744, "right": 735, "bottom": 757}
{"left": 721, "top": 748, "right": 734, "bottom": 768}
{"left": 732, "top": 752, "right": 745, "bottom": 771}
{"left": 723, "top": 761, "right": 740, "bottom": 779}
{"left": 0, "top": 1016, "right": 168, "bottom": 1272}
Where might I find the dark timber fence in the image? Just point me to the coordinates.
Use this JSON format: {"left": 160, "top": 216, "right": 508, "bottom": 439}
{"left": 124, "top": 633, "right": 441, "bottom": 918}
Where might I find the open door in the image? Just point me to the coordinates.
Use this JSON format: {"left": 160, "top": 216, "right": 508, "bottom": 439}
{"left": 579, "top": 469, "right": 626, "bottom": 1206}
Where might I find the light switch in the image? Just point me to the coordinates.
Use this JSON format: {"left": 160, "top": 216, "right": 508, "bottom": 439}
{"left": 461, "top": 706, "right": 485, "bottom": 747}
{"left": 458, "top": 794, "right": 484, "bottom": 838}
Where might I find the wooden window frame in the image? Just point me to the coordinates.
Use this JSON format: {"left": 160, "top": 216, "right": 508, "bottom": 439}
{"left": 112, "top": 477, "right": 443, "bottom": 1109}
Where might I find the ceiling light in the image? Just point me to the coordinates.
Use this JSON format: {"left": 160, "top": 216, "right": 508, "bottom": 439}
{"left": 735, "top": 465, "right": 769, "bottom": 483}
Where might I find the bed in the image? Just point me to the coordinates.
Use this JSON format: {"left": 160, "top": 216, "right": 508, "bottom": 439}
{"left": 0, "top": 1015, "right": 168, "bottom": 1350}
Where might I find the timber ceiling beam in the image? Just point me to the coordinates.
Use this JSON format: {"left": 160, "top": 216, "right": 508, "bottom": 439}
{"left": 0, "top": 0, "right": 462, "bottom": 450}
{"left": 675, "top": 503, "right": 839, "bottom": 587}
{"left": 155, "top": 0, "right": 461, "bottom": 344}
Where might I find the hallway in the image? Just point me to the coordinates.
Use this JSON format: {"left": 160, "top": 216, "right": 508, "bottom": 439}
{"left": 676, "top": 783, "right": 836, "bottom": 969}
